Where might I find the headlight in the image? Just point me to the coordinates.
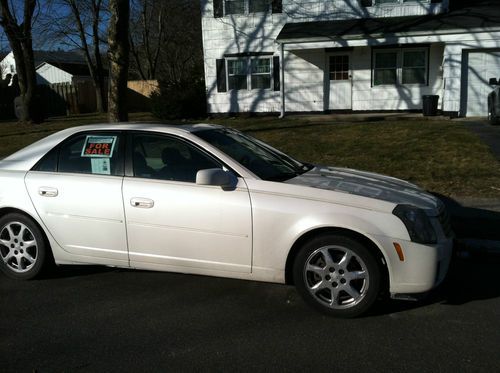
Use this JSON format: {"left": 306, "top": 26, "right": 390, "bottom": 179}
{"left": 392, "top": 204, "right": 437, "bottom": 244}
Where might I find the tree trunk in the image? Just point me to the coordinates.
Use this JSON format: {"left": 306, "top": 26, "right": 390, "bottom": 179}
{"left": 0, "top": 0, "right": 39, "bottom": 123}
{"left": 108, "top": 0, "right": 130, "bottom": 123}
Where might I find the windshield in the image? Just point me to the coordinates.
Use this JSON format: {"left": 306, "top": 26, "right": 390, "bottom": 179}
{"left": 194, "top": 128, "right": 313, "bottom": 181}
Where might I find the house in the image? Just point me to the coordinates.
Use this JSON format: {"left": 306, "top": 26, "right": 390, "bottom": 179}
{"left": 200, "top": 0, "right": 500, "bottom": 117}
{"left": 0, "top": 50, "right": 94, "bottom": 85}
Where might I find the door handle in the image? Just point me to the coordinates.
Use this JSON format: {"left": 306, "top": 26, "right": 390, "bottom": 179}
{"left": 39, "top": 187, "right": 58, "bottom": 197}
{"left": 130, "top": 197, "right": 154, "bottom": 209}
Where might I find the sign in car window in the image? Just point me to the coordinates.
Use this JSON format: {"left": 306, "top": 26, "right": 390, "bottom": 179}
{"left": 81, "top": 135, "right": 117, "bottom": 175}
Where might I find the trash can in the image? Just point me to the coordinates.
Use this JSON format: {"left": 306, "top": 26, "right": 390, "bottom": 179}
{"left": 422, "top": 95, "right": 439, "bottom": 116}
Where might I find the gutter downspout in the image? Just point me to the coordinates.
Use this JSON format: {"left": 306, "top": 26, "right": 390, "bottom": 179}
{"left": 279, "top": 42, "right": 285, "bottom": 118}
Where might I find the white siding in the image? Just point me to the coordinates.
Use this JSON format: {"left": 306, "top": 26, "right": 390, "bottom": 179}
{"left": 465, "top": 50, "right": 500, "bottom": 117}
{"left": 442, "top": 34, "right": 500, "bottom": 116}
{"left": 0, "top": 52, "right": 16, "bottom": 80}
{"left": 36, "top": 63, "right": 74, "bottom": 84}
{"left": 201, "top": 0, "right": 500, "bottom": 116}
{"left": 285, "top": 49, "right": 325, "bottom": 112}
{"left": 351, "top": 44, "right": 444, "bottom": 111}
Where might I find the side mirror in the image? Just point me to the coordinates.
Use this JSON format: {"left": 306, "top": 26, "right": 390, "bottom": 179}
{"left": 196, "top": 168, "right": 237, "bottom": 188}
{"left": 489, "top": 78, "right": 499, "bottom": 85}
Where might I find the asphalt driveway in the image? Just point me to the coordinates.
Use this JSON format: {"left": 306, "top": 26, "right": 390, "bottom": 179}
{"left": 465, "top": 120, "right": 500, "bottom": 161}
{"left": 1, "top": 251, "right": 500, "bottom": 373}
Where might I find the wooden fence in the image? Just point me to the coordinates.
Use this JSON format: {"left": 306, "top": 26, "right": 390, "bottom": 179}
{"left": 39, "top": 81, "right": 98, "bottom": 116}
{"left": 0, "top": 79, "right": 158, "bottom": 119}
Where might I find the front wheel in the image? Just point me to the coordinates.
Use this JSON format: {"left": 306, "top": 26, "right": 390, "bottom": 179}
{"left": 0, "top": 213, "right": 48, "bottom": 280}
{"left": 293, "top": 234, "right": 381, "bottom": 318}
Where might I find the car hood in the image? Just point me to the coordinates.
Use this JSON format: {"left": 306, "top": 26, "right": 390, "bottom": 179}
{"left": 285, "top": 166, "right": 440, "bottom": 212}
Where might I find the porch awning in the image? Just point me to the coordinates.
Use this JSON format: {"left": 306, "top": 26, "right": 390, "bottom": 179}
{"left": 276, "top": 5, "right": 500, "bottom": 46}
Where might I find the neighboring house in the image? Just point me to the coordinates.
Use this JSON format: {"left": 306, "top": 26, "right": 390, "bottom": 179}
{"left": 0, "top": 50, "right": 95, "bottom": 85}
{"left": 201, "top": 0, "right": 500, "bottom": 117}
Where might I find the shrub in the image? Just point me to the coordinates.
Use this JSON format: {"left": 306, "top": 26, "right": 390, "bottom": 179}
{"left": 151, "top": 79, "right": 207, "bottom": 120}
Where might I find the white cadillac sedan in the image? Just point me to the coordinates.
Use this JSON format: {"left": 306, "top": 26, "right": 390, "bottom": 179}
{"left": 0, "top": 123, "right": 453, "bottom": 317}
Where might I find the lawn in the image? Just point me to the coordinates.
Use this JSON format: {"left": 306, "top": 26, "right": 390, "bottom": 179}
{"left": 1, "top": 113, "right": 499, "bottom": 198}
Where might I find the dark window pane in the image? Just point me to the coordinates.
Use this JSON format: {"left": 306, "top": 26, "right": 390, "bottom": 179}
{"left": 402, "top": 67, "right": 426, "bottom": 84}
{"left": 375, "top": 52, "right": 397, "bottom": 68}
{"left": 228, "top": 75, "right": 247, "bottom": 90}
{"left": 133, "top": 135, "right": 221, "bottom": 183}
{"left": 34, "top": 148, "right": 58, "bottom": 172}
{"left": 251, "top": 74, "right": 271, "bottom": 89}
{"left": 228, "top": 59, "right": 246, "bottom": 75}
{"left": 58, "top": 134, "right": 123, "bottom": 176}
{"left": 225, "top": 0, "right": 244, "bottom": 14}
{"left": 403, "top": 51, "right": 426, "bottom": 67}
{"left": 251, "top": 58, "right": 270, "bottom": 74}
{"left": 374, "top": 69, "right": 397, "bottom": 85}
{"left": 249, "top": 0, "right": 269, "bottom": 12}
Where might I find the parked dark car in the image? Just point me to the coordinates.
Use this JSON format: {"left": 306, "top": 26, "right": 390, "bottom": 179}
{"left": 488, "top": 78, "right": 500, "bottom": 125}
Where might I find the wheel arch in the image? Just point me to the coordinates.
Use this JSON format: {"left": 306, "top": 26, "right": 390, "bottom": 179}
{"left": 284, "top": 227, "right": 389, "bottom": 290}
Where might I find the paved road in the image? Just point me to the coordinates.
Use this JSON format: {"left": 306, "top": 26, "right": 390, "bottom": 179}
{"left": 1, "top": 252, "right": 499, "bottom": 373}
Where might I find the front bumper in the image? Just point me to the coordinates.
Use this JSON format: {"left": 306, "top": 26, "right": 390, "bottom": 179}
{"left": 372, "top": 234, "right": 454, "bottom": 294}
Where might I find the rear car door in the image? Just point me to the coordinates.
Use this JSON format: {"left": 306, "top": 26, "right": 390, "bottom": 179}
{"left": 25, "top": 131, "right": 128, "bottom": 265}
{"left": 122, "top": 132, "right": 252, "bottom": 274}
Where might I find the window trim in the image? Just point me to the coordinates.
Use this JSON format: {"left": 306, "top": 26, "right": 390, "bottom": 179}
{"left": 225, "top": 56, "right": 274, "bottom": 92}
{"left": 372, "top": 47, "right": 429, "bottom": 87}
{"left": 32, "top": 130, "right": 125, "bottom": 177}
{"left": 224, "top": 0, "right": 271, "bottom": 16}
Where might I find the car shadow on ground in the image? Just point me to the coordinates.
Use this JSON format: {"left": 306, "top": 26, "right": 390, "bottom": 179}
{"left": 33, "top": 194, "right": 500, "bottom": 316}
{"left": 373, "top": 194, "right": 500, "bottom": 315}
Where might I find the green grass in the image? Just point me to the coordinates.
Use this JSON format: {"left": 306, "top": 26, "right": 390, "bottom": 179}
{"left": 1, "top": 113, "right": 499, "bottom": 198}
{"left": 206, "top": 117, "right": 500, "bottom": 198}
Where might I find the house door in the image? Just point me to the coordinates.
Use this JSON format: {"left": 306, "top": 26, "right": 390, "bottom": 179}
{"left": 327, "top": 54, "right": 352, "bottom": 110}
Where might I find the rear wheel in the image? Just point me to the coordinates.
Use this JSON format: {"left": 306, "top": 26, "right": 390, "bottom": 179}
{"left": 293, "top": 234, "right": 381, "bottom": 318}
{"left": 0, "top": 213, "right": 48, "bottom": 280}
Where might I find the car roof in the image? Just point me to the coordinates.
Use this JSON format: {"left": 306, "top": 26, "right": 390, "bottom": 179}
{"left": 0, "top": 122, "right": 223, "bottom": 171}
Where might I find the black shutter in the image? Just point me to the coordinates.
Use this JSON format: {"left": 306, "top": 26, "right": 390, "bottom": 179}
{"left": 360, "top": 0, "right": 372, "bottom": 6}
{"left": 214, "top": 0, "right": 224, "bottom": 18}
{"left": 273, "top": 56, "right": 280, "bottom": 91}
{"left": 216, "top": 59, "right": 227, "bottom": 93}
{"left": 272, "top": 0, "right": 282, "bottom": 13}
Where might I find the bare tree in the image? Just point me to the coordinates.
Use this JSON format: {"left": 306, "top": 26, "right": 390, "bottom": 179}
{"left": 0, "top": 0, "right": 39, "bottom": 122}
{"left": 40, "top": 0, "right": 109, "bottom": 113}
{"left": 107, "top": 0, "right": 129, "bottom": 122}
{"left": 129, "top": 0, "right": 203, "bottom": 85}
{"left": 129, "top": 0, "right": 165, "bottom": 80}
{"left": 66, "top": 0, "right": 108, "bottom": 113}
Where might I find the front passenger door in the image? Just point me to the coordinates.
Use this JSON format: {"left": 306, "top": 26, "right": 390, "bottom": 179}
{"left": 123, "top": 133, "right": 253, "bottom": 274}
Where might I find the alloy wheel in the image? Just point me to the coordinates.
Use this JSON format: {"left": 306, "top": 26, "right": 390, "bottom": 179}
{"left": 303, "top": 245, "right": 369, "bottom": 309}
{"left": 0, "top": 222, "right": 38, "bottom": 273}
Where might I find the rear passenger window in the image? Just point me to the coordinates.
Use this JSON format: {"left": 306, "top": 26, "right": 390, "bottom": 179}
{"left": 57, "top": 133, "right": 124, "bottom": 176}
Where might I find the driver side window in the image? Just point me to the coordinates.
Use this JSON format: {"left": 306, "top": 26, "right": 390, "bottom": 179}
{"left": 132, "top": 134, "right": 222, "bottom": 183}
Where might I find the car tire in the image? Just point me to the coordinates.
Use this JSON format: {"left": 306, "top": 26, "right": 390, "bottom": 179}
{"left": 293, "top": 234, "right": 381, "bottom": 318}
{"left": 0, "top": 213, "right": 48, "bottom": 280}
